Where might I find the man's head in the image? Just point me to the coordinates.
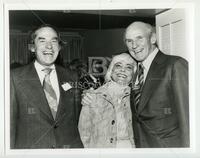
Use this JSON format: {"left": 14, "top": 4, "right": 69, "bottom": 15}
{"left": 124, "top": 21, "right": 157, "bottom": 62}
{"left": 30, "top": 24, "right": 61, "bottom": 66}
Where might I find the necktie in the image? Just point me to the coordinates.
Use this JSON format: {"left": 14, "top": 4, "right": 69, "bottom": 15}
{"left": 43, "top": 68, "right": 57, "bottom": 119}
{"left": 134, "top": 63, "right": 144, "bottom": 110}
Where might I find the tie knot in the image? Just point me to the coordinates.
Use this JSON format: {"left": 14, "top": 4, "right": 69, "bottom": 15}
{"left": 42, "top": 68, "right": 53, "bottom": 75}
{"left": 138, "top": 62, "right": 144, "bottom": 69}
{"left": 138, "top": 63, "right": 144, "bottom": 76}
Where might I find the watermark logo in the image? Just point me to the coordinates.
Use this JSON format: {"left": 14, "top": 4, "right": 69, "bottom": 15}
{"left": 88, "top": 57, "right": 111, "bottom": 76}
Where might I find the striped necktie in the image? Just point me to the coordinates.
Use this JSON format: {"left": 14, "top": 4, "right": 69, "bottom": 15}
{"left": 134, "top": 63, "right": 144, "bottom": 110}
{"left": 43, "top": 68, "right": 57, "bottom": 119}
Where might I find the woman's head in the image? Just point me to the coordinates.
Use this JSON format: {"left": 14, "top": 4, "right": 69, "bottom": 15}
{"left": 105, "top": 53, "right": 137, "bottom": 86}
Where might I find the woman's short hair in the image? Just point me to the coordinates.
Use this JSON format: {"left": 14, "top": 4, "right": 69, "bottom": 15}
{"left": 105, "top": 53, "right": 137, "bottom": 83}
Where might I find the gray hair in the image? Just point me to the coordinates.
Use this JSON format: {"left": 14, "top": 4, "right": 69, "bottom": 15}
{"left": 123, "top": 21, "right": 156, "bottom": 42}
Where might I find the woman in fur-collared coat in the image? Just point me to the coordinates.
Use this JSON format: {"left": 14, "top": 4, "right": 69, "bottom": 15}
{"left": 78, "top": 53, "right": 137, "bottom": 148}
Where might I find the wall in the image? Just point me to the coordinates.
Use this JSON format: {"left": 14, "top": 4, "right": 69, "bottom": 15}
{"left": 81, "top": 28, "right": 127, "bottom": 59}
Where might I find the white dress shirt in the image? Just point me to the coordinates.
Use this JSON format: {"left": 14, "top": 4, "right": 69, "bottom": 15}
{"left": 34, "top": 61, "right": 60, "bottom": 104}
{"left": 135, "top": 47, "right": 159, "bottom": 84}
{"left": 142, "top": 47, "right": 159, "bottom": 81}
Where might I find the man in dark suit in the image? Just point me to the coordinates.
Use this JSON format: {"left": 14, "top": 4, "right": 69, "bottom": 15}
{"left": 124, "top": 21, "right": 189, "bottom": 148}
{"left": 10, "top": 24, "right": 83, "bottom": 149}
{"left": 82, "top": 21, "right": 189, "bottom": 148}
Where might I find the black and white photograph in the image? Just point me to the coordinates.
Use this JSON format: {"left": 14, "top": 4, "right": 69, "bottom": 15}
{"left": 1, "top": 0, "right": 199, "bottom": 157}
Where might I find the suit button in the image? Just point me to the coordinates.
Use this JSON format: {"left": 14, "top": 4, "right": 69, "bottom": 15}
{"left": 52, "top": 145, "right": 56, "bottom": 148}
{"left": 111, "top": 120, "right": 115, "bottom": 125}
{"left": 110, "top": 138, "right": 113, "bottom": 143}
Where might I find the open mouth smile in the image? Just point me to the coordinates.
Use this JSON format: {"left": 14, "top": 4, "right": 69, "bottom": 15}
{"left": 43, "top": 51, "right": 53, "bottom": 55}
{"left": 117, "top": 74, "right": 127, "bottom": 78}
{"left": 134, "top": 49, "right": 143, "bottom": 54}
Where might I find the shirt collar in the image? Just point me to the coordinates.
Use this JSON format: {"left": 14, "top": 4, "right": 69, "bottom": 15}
{"left": 142, "top": 47, "right": 159, "bottom": 71}
{"left": 34, "top": 60, "right": 55, "bottom": 72}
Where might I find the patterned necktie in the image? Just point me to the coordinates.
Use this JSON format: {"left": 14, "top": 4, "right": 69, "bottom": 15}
{"left": 43, "top": 68, "right": 57, "bottom": 119}
{"left": 134, "top": 63, "right": 144, "bottom": 110}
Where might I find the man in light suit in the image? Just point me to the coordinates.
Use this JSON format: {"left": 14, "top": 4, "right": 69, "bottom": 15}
{"left": 10, "top": 24, "right": 83, "bottom": 149}
{"left": 124, "top": 21, "right": 189, "bottom": 148}
{"left": 82, "top": 21, "right": 189, "bottom": 148}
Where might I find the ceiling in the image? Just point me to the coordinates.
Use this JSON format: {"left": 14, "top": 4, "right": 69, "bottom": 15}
{"left": 56, "top": 9, "right": 167, "bottom": 17}
{"left": 9, "top": 9, "right": 168, "bottom": 31}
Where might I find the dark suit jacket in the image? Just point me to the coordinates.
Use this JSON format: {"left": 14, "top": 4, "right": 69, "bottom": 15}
{"left": 10, "top": 62, "right": 83, "bottom": 149}
{"left": 130, "top": 51, "right": 189, "bottom": 148}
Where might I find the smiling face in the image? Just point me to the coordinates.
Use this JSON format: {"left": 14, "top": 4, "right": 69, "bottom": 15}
{"left": 124, "top": 22, "right": 156, "bottom": 62}
{"left": 110, "top": 54, "right": 136, "bottom": 86}
{"left": 32, "top": 26, "right": 61, "bottom": 66}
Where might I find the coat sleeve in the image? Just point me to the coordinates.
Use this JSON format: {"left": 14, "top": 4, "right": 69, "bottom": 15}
{"left": 78, "top": 104, "right": 92, "bottom": 148}
{"left": 10, "top": 72, "right": 18, "bottom": 149}
{"left": 171, "top": 58, "right": 189, "bottom": 147}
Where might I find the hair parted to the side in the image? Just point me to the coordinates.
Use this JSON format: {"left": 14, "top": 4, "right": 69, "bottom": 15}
{"left": 29, "top": 24, "right": 63, "bottom": 46}
{"left": 104, "top": 53, "right": 137, "bottom": 84}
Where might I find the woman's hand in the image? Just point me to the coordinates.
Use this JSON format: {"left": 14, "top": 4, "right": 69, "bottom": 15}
{"left": 81, "top": 88, "right": 95, "bottom": 106}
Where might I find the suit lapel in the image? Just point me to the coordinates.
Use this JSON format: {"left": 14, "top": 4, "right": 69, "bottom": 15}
{"left": 18, "top": 63, "right": 54, "bottom": 120}
{"left": 137, "top": 51, "right": 167, "bottom": 113}
{"left": 55, "top": 66, "right": 74, "bottom": 122}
